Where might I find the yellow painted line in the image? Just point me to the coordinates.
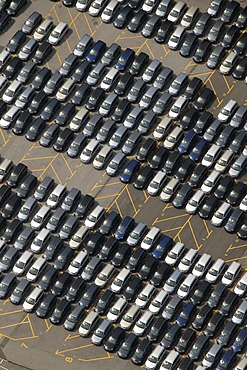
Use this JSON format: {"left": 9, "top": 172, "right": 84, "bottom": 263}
{"left": 45, "top": 319, "right": 53, "bottom": 332}
{"left": 61, "top": 153, "right": 74, "bottom": 176}
{"left": 227, "top": 243, "right": 247, "bottom": 251}
{"left": 174, "top": 215, "right": 193, "bottom": 240}
{"left": 38, "top": 153, "right": 59, "bottom": 180}
{"left": 53, "top": 6, "right": 72, "bottom": 56}
{"left": 65, "top": 334, "right": 80, "bottom": 341}
{"left": 22, "top": 156, "right": 56, "bottom": 161}
{"left": 142, "top": 190, "right": 149, "bottom": 201}
{"left": 0, "top": 321, "right": 29, "bottom": 330}
{"left": 188, "top": 220, "right": 201, "bottom": 250}
{"left": 68, "top": 10, "right": 81, "bottom": 40}
{"left": 32, "top": 145, "right": 45, "bottom": 149}
{"left": 21, "top": 342, "right": 28, "bottom": 348}
{"left": 136, "top": 39, "right": 147, "bottom": 55}
{"left": 126, "top": 186, "right": 137, "bottom": 213}
{"left": 203, "top": 219, "right": 211, "bottom": 237}
{"left": 161, "top": 226, "right": 183, "bottom": 233}
{"left": 189, "top": 71, "right": 212, "bottom": 78}
{"left": 0, "top": 333, "right": 38, "bottom": 341}
{"left": 115, "top": 201, "right": 123, "bottom": 219}
{"left": 154, "top": 213, "right": 188, "bottom": 224}
{"left": 225, "top": 255, "right": 247, "bottom": 263}
{"left": 83, "top": 13, "right": 94, "bottom": 36}
{"left": 0, "top": 129, "right": 7, "bottom": 144}
{"left": 208, "top": 78, "right": 220, "bottom": 104}
{"left": 162, "top": 44, "right": 168, "bottom": 55}
{"left": 78, "top": 356, "right": 115, "bottom": 362}
{"left": 51, "top": 164, "right": 62, "bottom": 184}
{"left": 106, "top": 185, "right": 128, "bottom": 211}
{"left": 222, "top": 75, "right": 233, "bottom": 92}
{"left": 95, "top": 193, "right": 119, "bottom": 200}
{"left": 145, "top": 41, "right": 155, "bottom": 60}
{"left": 162, "top": 202, "right": 172, "bottom": 212}
{"left": 0, "top": 309, "right": 23, "bottom": 316}
{"left": 118, "top": 35, "right": 143, "bottom": 40}
{"left": 93, "top": 181, "right": 122, "bottom": 189}
{"left": 55, "top": 344, "right": 94, "bottom": 355}
{"left": 24, "top": 314, "right": 36, "bottom": 338}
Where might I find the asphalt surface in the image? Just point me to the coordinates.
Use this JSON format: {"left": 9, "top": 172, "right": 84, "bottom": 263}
{"left": 0, "top": 0, "right": 247, "bottom": 369}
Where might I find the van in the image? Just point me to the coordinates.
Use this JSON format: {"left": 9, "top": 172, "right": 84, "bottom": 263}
{"left": 142, "top": 60, "right": 162, "bottom": 83}
{"left": 207, "top": 45, "right": 226, "bottom": 69}
{"left": 234, "top": 357, "right": 247, "bottom": 370}
{"left": 0, "top": 49, "right": 11, "bottom": 71}
{"left": 48, "top": 21, "right": 68, "bottom": 45}
{"left": 31, "top": 228, "right": 51, "bottom": 253}
{"left": 101, "top": 0, "right": 120, "bottom": 22}
{"left": 192, "top": 253, "right": 212, "bottom": 278}
{"left": 69, "top": 225, "right": 90, "bottom": 249}
{"left": 13, "top": 250, "right": 33, "bottom": 276}
{"left": 109, "top": 125, "right": 128, "bottom": 149}
{"left": 46, "top": 184, "right": 66, "bottom": 209}
{"left": 99, "top": 92, "right": 118, "bottom": 116}
{"left": 79, "top": 310, "right": 99, "bottom": 337}
{"left": 81, "top": 256, "right": 102, "bottom": 281}
{"left": 147, "top": 171, "right": 167, "bottom": 196}
{"left": 202, "top": 343, "right": 222, "bottom": 368}
{"left": 14, "top": 226, "right": 35, "bottom": 250}
{"left": 95, "top": 263, "right": 116, "bottom": 288}
{"left": 2, "top": 80, "right": 22, "bottom": 104}
{"left": 149, "top": 290, "right": 169, "bottom": 315}
{"left": 230, "top": 105, "right": 247, "bottom": 128}
{"left": 18, "top": 196, "right": 37, "bottom": 222}
{"left": 107, "top": 296, "right": 127, "bottom": 322}
{"left": 91, "top": 319, "right": 112, "bottom": 345}
{"left": 121, "top": 131, "right": 141, "bottom": 155}
{"left": 169, "top": 73, "right": 188, "bottom": 96}
{"left": 168, "top": 25, "right": 186, "bottom": 50}
{"left": 56, "top": 78, "right": 76, "bottom": 102}
{"left": 177, "top": 273, "right": 197, "bottom": 299}
{"left": 208, "top": 19, "right": 225, "bottom": 43}
{"left": 139, "top": 87, "right": 159, "bottom": 110}
{"left": 168, "top": 1, "right": 186, "bottom": 23}
{"left": 218, "top": 99, "right": 238, "bottom": 122}
{"left": 124, "top": 107, "right": 143, "bottom": 129}
{"left": 106, "top": 152, "right": 125, "bottom": 176}
{"left": 214, "top": 149, "right": 234, "bottom": 173}
{"left": 234, "top": 272, "right": 247, "bottom": 297}
{"left": 100, "top": 67, "right": 119, "bottom": 91}
{"left": 31, "top": 205, "right": 51, "bottom": 230}
{"left": 84, "top": 205, "right": 105, "bottom": 229}
{"left": 133, "top": 311, "right": 154, "bottom": 336}
{"left": 222, "top": 261, "right": 241, "bottom": 287}
{"left": 202, "top": 144, "right": 221, "bottom": 168}
{"left": 68, "top": 250, "right": 89, "bottom": 276}
{"left": 165, "top": 242, "right": 185, "bottom": 266}
{"left": 80, "top": 139, "right": 100, "bottom": 163}
{"left": 211, "top": 202, "right": 232, "bottom": 226}
{"left": 59, "top": 54, "right": 78, "bottom": 77}
{"left": 135, "top": 283, "right": 155, "bottom": 308}
{"left": 34, "top": 19, "right": 53, "bottom": 42}
{"left": 0, "top": 159, "right": 13, "bottom": 182}
{"left": 206, "top": 258, "right": 226, "bottom": 283}
{"left": 93, "top": 145, "right": 112, "bottom": 170}
{"left": 160, "top": 350, "right": 180, "bottom": 370}
{"left": 229, "top": 154, "right": 247, "bottom": 178}
{"left": 181, "top": 5, "right": 199, "bottom": 29}
{"left": 26, "top": 256, "right": 47, "bottom": 282}
{"left": 61, "top": 187, "right": 81, "bottom": 212}
{"left": 120, "top": 304, "right": 140, "bottom": 330}
{"left": 153, "top": 117, "right": 172, "bottom": 141}
{"left": 178, "top": 249, "right": 198, "bottom": 273}
{"left": 160, "top": 177, "right": 180, "bottom": 202}
{"left": 164, "top": 269, "right": 183, "bottom": 293}
{"left": 73, "top": 33, "right": 93, "bottom": 56}
{"left": 141, "top": 226, "right": 160, "bottom": 250}
{"left": 162, "top": 295, "right": 182, "bottom": 320}
{"left": 232, "top": 300, "right": 247, "bottom": 325}
{"left": 111, "top": 267, "right": 131, "bottom": 293}
{"left": 23, "top": 286, "right": 44, "bottom": 312}
{"left": 138, "top": 111, "right": 157, "bottom": 134}
{"left": 69, "top": 107, "right": 90, "bottom": 132}
{"left": 34, "top": 176, "right": 54, "bottom": 201}
{"left": 145, "top": 345, "right": 166, "bottom": 370}
{"left": 169, "top": 96, "right": 188, "bottom": 119}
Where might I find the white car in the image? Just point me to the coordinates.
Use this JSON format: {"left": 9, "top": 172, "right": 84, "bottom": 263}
{"left": 192, "top": 253, "right": 212, "bottom": 278}
{"left": 89, "top": 0, "right": 107, "bottom": 16}
{"left": 135, "top": 284, "right": 155, "bottom": 309}
{"left": 133, "top": 311, "right": 154, "bottom": 336}
{"left": 23, "top": 287, "right": 43, "bottom": 313}
{"left": 148, "top": 290, "right": 168, "bottom": 315}
{"left": 178, "top": 248, "right": 198, "bottom": 273}
{"left": 201, "top": 170, "right": 220, "bottom": 194}
{"left": 177, "top": 273, "right": 197, "bottom": 299}
{"left": 107, "top": 297, "right": 127, "bottom": 322}
{"left": 84, "top": 205, "right": 105, "bottom": 229}
{"left": 205, "top": 258, "right": 226, "bottom": 284}
{"left": 147, "top": 171, "right": 167, "bottom": 196}
{"left": 68, "top": 251, "right": 88, "bottom": 276}
{"left": 185, "top": 190, "right": 206, "bottom": 214}
{"left": 240, "top": 194, "right": 247, "bottom": 212}
{"left": 221, "top": 261, "right": 241, "bottom": 287}
{"left": 211, "top": 202, "right": 231, "bottom": 227}
{"left": 165, "top": 242, "right": 185, "bottom": 266}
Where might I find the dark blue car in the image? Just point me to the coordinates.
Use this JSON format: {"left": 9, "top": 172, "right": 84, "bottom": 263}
{"left": 115, "top": 48, "right": 135, "bottom": 71}
{"left": 152, "top": 235, "right": 173, "bottom": 259}
{"left": 232, "top": 327, "right": 247, "bottom": 353}
{"left": 114, "top": 215, "right": 135, "bottom": 240}
{"left": 178, "top": 130, "right": 198, "bottom": 154}
{"left": 189, "top": 137, "right": 209, "bottom": 162}
{"left": 216, "top": 349, "right": 236, "bottom": 370}
{"left": 86, "top": 40, "right": 106, "bottom": 63}
{"left": 119, "top": 159, "right": 140, "bottom": 184}
{"left": 176, "top": 302, "right": 196, "bottom": 327}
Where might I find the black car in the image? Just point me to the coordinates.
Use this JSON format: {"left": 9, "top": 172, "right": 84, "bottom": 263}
{"left": 50, "top": 299, "right": 71, "bottom": 325}
{"left": 217, "top": 321, "right": 237, "bottom": 347}
{"left": 126, "top": 248, "right": 146, "bottom": 272}
{"left": 6, "top": 30, "right": 26, "bottom": 54}
{"left": 22, "top": 11, "right": 42, "bottom": 34}
{"left": 71, "top": 60, "right": 92, "bottom": 83}
{"left": 118, "top": 332, "right": 139, "bottom": 359}
{"left": 192, "top": 304, "right": 213, "bottom": 330}
{"left": 64, "top": 305, "right": 85, "bottom": 331}
{"left": 216, "top": 125, "right": 236, "bottom": 148}
{"left": 129, "top": 52, "right": 149, "bottom": 76}
{"left": 32, "top": 41, "right": 52, "bottom": 65}
{"left": 208, "top": 283, "right": 227, "bottom": 308}
{"left": 113, "top": 5, "right": 134, "bottom": 29}
{"left": 233, "top": 56, "right": 247, "bottom": 80}
{"left": 221, "top": 0, "right": 240, "bottom": 23}
{"left": 162, "top": 151, "right": 182, "bottom": 175}
{"left": 219, "top": 291, "right": 239, "bottom": 316}
{"left": 161, "top": 323, "right": 181, "bottom": 349}
{"left": 183, "top": 77, "right": 203, "bottom": 101}
{"left": 0, "top": 247, "right": 19, "bottom": 272}
{"left": 193, "top": 88, "right": 215, "bottom": 111}
{"left": 142, "top": 14, "right": 161, "bottom": 38}
{"left": 51, "top": 271, "right": 72, "bottom": 296}
{"left": 53, "top": 246, "right": 74, "bottom": 270}
{"left": 229, "top": 131, "right": 247, "bottom": 154}
{"left": 39, "top": 124, "right": 60, "bottom": 147}
{"left": 95, "top": 289, "right": 115, "bottom": 315}
{"left": 180, "top": 33, "right": 198, "bottom": 57}
{"left": 1, "top": 194, "right": 22, "bottom": 218}
{"left": 204, "top": 312, "right": 224, "bottom": 337}
{"left": 86, "top": 87, "right": 105, "bottom": 111}
{"left": 155, "top": 20, "right": 174, "bottom": 44}
{"left": 188, "top": 334, "right": 209, "bottom": 360}
{"left": 0, "top": 100, "right": 7, "bottom": 119}
{"left": 7, "top": 163, "right": 27, "bottom": 188}
{"left": 194, "top": 111, "right": 214, "bottom": 134}
{"left": 111, "top": 243, "right": 131, "bottom": 268}
{"left": 131, "top": 338, "right": 152, "bottom": 365}
{"left": 175, "top": 159, "right": 195, "bottom": 182}
{"left": 79, "top": 283, "right": 99, "bottom": 308}
{"left": 133, "top": 165, "right": 155, "bottom": 190}
{"left": 66, "top": 277, "right": 85, "bottom": 302}
{"left": 43, "top": 236, "right": 63, "bottom": 262}
{"left": 147, "top": 317, "right": 167, "bottom": 342}
{"left": 41, "top": 98, "right": 60, "bottom": 121}
{"left": 9, "top": 279, "right": 31, "bottom": 305}
{"left": 28, "top": 91, "right": 48, "bottom": 114}
{"left": 193, "top": 39, "right": 212, "bottom": 63}
{"left": 99, "top": 211, "right": 121, "bottom": 235}
{"left": 6, "top": 0, "right": 27, "bottom": 16}
{"left": 178, "top": 358, "right": 194, "bottom": 370}
{"left": 55, "top": 103, "right": 76, "bottom": 127}
{"left": 224, "top": 208, "right": 245, "bottom": 233}
{"left": 179, "top": 107, "right": 200, "bottom": 130}
{"left": 74, "top": 194, "right": 94, "bottom": 219}
{"left": 173, "top": 184, "right": 193, "bottom": 208}
{"left": 38, "top": 266, "right": 58, "bottom": 291}
{"left": 98, "top": 236, "right": 119, "bottom": 261}
{"left": 53, "top": 128, "right": 74, "bottom": 152}
{"left": 127, "top": 9, "right": 148, "bottom": 33}
{"left": 190, "top": 280, "right": 211, "bottom": 305}
{"left": 0, "top": 273, "right": 17, "bottom": 299}
{"left": 150, "top": 263, "right": 172, "bottom": 287}
{"left": 221, "top": 24, "right": 240, "bottom": 49}
{"left": 0, "top": 11, "right": 11, "bottom": 34}
{"left": 3, "top": 56, "right": 22, "bottom": 80}
{"left": 199, "top": 194, "right": 220, "bottom": 219}
{"left": 104, "top": 327, "right": 125, "bottom": 353}
{"left": 25, "top": 118, "right": 46, "bottom": 141}
{"left": 83, "top": 231, "right": 104, "bottom": 255}
{"left": 16, "top": 174, "right": 37, "bottom": 199}
{"left": 44, "top": 72, "right": 64, "bottom": 96}
{"left": 111, "top": 98, "right": 131, "bottom": 122}
{"left": 114, "top": 72, "right": 134, "bottom": 96}
{"left": 214, "top": 175, "right": 235, "bottom": 200}
{"left": 0, "top": 0, "right": 11, "bottom": 12}
{"left": 0, "top": 184, "right": 11, "bottom": 207}
{"left": 2, "top": 219, "right": 22, "bottom": 243}
{"left": 233, "top": 33, "right": 247, "bottom": 55}
{"left": 226, "top": 182, "right": 247, "bottom": 206}
{"left": 122, "top": 276, "right": 143, "bottom": 301}
{"left": 237, "top": 221, "right": 247, "bottom": 239}
{"left": 12, "top": 111, "right": 32, "bottom": 135}
{"left": 138, "top": 256, "right": 158, "bottom": 281}
{"left": 175, "top": 328, "right": 196, "bottom": 354}
{"left": 36, "top": 293, "right": 57, "bottom": 318}
{"left": 136, "top": 138, "right": 157, "bottom": 162}
{"left": 149, "top": 147, "right": 169, "bottom": 170}
{"left": 71, "top": 83, "right": 91, "bottom": 106}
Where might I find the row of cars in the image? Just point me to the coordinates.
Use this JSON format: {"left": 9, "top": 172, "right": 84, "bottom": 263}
{"left": 70, "top": 0, "right": 247, "bottom": 80}
{"left": 0, "top": 158, "right": 247, "bottom": 369}
{"left": 0, "top": 0, "right": 29, "bottom": 34}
